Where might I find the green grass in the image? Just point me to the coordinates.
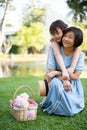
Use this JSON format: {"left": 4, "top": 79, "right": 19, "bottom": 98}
{"left": 0, "top": 76, "right": 87, "bottom": 130}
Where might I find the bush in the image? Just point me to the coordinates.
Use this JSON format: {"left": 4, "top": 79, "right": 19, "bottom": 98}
{"left": 9, "top": 45, "right": 21, "bottom": 54}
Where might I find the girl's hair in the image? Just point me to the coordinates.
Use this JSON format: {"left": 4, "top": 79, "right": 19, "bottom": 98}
{"left": 49, "top": 19, "right": 68, "bottom": 34}
{"left": 63, "top": 27, "right": 83, "bottom": 47}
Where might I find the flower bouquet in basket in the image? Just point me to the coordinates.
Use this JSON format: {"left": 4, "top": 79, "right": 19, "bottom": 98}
{"left": 10, "top": 86, "right": 38, "bottom": 121}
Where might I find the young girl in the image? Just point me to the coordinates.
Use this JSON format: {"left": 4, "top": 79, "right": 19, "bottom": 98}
{"left": 46, "top": 20, "right": 81, "bottom": 81}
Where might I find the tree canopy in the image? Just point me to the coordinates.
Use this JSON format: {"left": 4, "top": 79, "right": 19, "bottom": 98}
{"left": 22, "top": 0, "right": 45, "bottom": 26}
{"left": 66, "top": 0, "right": 87, "bottom": 22}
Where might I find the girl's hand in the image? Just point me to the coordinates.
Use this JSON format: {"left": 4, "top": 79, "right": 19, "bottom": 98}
{"left": 67, "top": 66, "right": 75, "bottom": 75}
{"left": 62, "top": 69, "right": 70, "bottom": 80}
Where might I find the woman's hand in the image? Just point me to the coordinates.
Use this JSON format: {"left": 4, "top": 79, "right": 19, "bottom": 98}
{"left": 56, "top": 75, "right": 72, "bottom": 91}
{"left": 63, "top": 80, "right": 72, "bottom": 91}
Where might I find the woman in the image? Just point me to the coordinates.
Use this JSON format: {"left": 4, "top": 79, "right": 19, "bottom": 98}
{"left": 41, "top": 27, "right": 85, "bottom": 116}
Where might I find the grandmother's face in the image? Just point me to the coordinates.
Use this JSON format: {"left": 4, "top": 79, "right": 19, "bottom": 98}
{"left": 62, "top": 31, "right": 75, "bottom": 48}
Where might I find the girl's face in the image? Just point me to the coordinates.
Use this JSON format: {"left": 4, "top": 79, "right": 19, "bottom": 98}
{"left": 52, "top": 28, "right": 63, "bottom": 43}
{"left": 62, "top": 31, "right": 75, "bottom": 48}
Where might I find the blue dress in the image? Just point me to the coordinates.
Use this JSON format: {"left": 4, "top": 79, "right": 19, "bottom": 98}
{"left": 41, "top": 46, "right": 85, "bottom": 116}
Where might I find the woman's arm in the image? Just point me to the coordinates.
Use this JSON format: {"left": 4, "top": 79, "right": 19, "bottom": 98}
{"left": 69, "top": 70, "right": 81, "bottom": 80}
{"left": 45, "top": 69, "right": 62, "bottom": 82}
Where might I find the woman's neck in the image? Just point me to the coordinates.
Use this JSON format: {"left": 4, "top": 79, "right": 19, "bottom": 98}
{"left": 62, "top": 46, "right": 75, "bottom": 56}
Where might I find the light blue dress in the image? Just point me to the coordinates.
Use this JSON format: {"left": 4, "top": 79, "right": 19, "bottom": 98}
{"left": 41, "top": 46, "right": 85, "bottom": 116}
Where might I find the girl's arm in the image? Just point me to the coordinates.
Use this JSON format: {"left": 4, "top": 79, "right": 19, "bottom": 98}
{"left": 51, "top": 41, "right": 69, "bottom": 80}
{"left": 67, "top": 46, "right": 81, "bottom": 74}
{"left": 70, "top": 50, "right": 84, "bottom": 80}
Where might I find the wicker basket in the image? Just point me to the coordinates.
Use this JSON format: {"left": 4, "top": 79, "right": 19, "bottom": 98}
{"left": 10, "top": 86, "right": 38, "bottom": 121}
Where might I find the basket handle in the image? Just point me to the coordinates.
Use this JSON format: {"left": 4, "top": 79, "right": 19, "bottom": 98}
{"left": 13, "top": 86, "right": 34, "bottom": 100}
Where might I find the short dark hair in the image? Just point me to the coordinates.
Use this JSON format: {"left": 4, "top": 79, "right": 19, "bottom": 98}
{"left": 49, "top": 19, "right": 68, "bottom": 34}
{"left": 63, "top": 27, "right": 83, "bottom": 47}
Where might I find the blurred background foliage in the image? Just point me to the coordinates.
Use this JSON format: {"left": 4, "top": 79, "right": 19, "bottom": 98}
{"left": 10, "top": 22, "right": 45, "bottom": 54}
{"left": 0, "top": 0, "right": 87, "bottom": 55}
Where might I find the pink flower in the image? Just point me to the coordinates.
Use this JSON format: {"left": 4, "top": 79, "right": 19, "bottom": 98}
{"left": 28, "top": 99, "right": 38, "bottom": 107}
{"left": 14, "top": 96, "right": 29, "bottom": 108}
{"left": 20, "top": 92, "right": 29, "bottom": 100}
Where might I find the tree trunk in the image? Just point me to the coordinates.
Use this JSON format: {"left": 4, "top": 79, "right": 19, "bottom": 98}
{"left": 0, "top": 0, "right": 9, "bottom": 53}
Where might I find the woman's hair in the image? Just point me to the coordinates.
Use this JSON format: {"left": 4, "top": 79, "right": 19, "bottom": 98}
{"left": 63, "top": 27, "right": 83, "bottom": 47}
{"left": 49, "top": 19, "right": 68, "bottom": 35}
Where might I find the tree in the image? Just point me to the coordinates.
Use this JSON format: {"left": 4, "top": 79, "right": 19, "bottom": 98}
{"left": 74, "top": 22, "right": 87, "bottom": 52}
{"left": 66, "top": 0, "right": 87, "bottom": 22}
{"left": 0, "top": 0, "right": 12, "bottom": 53}
{"left": 10, "top": 22, "right": 45, "bottom": 54}
{"left": 22, "top": 0, "right": 46, "bottom": 26}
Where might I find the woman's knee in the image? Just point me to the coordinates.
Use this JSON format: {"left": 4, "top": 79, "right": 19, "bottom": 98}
{"left": 50, "top": 78, "right": 61, "bottom": 88}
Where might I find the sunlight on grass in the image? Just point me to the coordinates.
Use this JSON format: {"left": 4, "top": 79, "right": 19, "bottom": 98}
{"left": 80, "top": 70, "right": 87, "bottom": 78}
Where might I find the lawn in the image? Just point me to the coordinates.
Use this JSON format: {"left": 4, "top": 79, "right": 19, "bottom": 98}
{"left": 0, "top": 75, "right": 87, "bottom": 130}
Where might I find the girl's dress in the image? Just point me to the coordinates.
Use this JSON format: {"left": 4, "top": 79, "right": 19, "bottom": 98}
{"left": 41, "top": 46, "right": 85, "bottom": 116}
